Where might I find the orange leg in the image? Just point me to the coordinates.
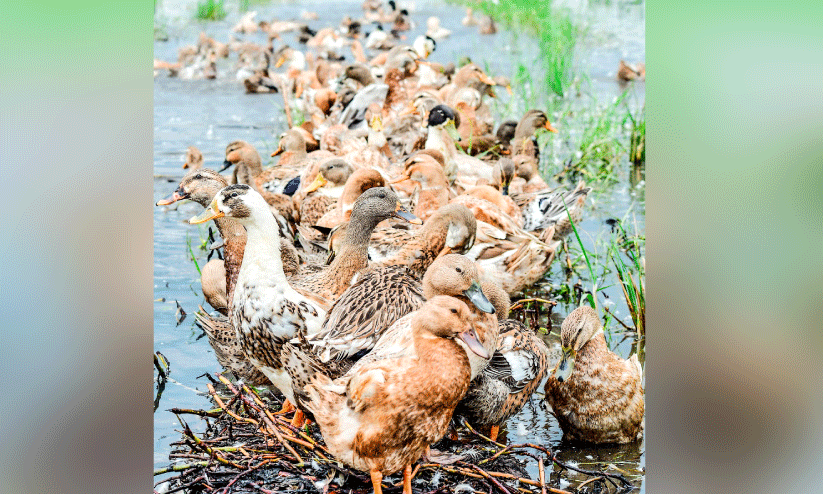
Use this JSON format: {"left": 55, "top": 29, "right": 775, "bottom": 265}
{"left": 370, "top": 469, "right": 383, "bottom": 494}
{"left": 276, "top": 400, "right": 295, "bottom": 415}
{"left": 402, "top": 464, "right": 413, "bottom": 494}
{"left": 489, "top": 425, "right": 500, "bottom": 443}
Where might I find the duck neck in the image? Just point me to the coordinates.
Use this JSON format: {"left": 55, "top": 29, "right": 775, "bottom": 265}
{"left": 213, "top": 216, "right": 247, "bottom": 307}
{"left": 577, "top": 330, "right": 608, "bottom": 364}
{"left": 386, "top": 221, "right": 445, "bottom": 278}
{"left": 239, "top": 210, "right": 287, "bottom": 285}
{"left": 237, "top": 154, "right": 264, "bottom": 188}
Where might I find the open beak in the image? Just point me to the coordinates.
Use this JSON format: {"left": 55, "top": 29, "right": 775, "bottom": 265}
{"left": 275, "top": 56, "right": 286, "bottom": 68}
{"left": 544, "top": 121, "right": 559, "bottom": 133}
{"left": 463, "top": 280, "right": 495, "bottom": 314}
{"left": 303, "top": 172, "right": 328, "bottom": 194}
{"left": 458, "top": 325, "right": 489, "bottom": 359}
{"left": 270, "top": 145, "right": 283, "bottom": 157}
{"left": 445, "top": 120, "right": 461, "bottom": 141}
{"left": 392, "top": 201, "right": 422, "bottom": 224}
{"left": 189, "top": 200, "right": 225, "bottom": 224}
{"left": 156, "top": 186, "right": 189, "bottom": 206}
{"left": 219, "top": 159, "right": 234, "bottom": 172}
{"left": 554, "top": 347, "right": 575, "bottom": 382}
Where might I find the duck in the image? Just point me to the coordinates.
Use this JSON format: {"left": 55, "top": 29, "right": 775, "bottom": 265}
{"left": 181, "top": 146, "right": 204, "bottom": 170}
{"left": 462, "top": 7, "right": 478, "bottom": 27}
{"left": 304, "top": 296, "right": 488, "bottom": 494}
{"left": 544, "top": 306, "right": 644, "bottom": 443}
{"left": 155, "top": 169, "right": 301, "bottom": 313}
{"left": 478, "top": 15, "right": 496, "bottom": 35}
{"left": 188, "top": 184, "right": 329, "bottom": 420}
{"left": 454, "top": 279, "right": 549, "bottom": 442}
{"left": 294, "top": 157, "right": 354, "bottom": 227}
{"left": 287, "top": 187, "right": 421, "bottom": 306}
{"left": 193, "top": 310, "right": 270, "bottom": 387}
{"left": 425, "top": 16, "right": 451, "bottom": 40}
{"left": 517, "top": 180, "right": 592, "bottom": 237}
{"left": 456, "top": 194, "right": 560, "bottom": 294}
{"left": 156, "top": 170, "right": 302, "bottom": 385}
{"left": 218, "top": 140, "right": 299, "bottom": 228}
{"left": 511, "top": 109, "right": 558, "bottom": 159}
{"left": 390, "top": 159, "right": 450, "bottom": 220}
{"left": 309, "top": 252, "right": 494, "bottom": 364}
{"left": 315, "top": 167, "right": 386, "bottom": 229}
{"left": 617, "top": 60, "right": 645, "bottom": 82}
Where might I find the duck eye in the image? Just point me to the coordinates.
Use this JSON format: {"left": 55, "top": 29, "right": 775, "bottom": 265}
{"left": 195, "top": 174, "right": 202, "bottom": 179}
{"left": 450, "top": 308, "right": 457, "bottom": 314}
{"left": 455, "top": 267, "right": 462, "bottom": 273}
{"left": 231, "top": 192, "right": 238, "bottom": 198}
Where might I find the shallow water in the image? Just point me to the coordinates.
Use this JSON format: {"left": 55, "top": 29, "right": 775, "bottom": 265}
{"left": 154, "top": 0, "right": 645, "bottom": 490}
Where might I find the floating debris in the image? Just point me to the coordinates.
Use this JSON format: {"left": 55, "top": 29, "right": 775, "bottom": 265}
{"left": 175, "top": 300, "right": 187, "bottom": 325}
{"left": 154, "top": 374, "right": 633, "bottom": 493}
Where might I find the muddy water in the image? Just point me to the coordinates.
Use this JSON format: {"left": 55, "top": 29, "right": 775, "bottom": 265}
{"left": 154, "top": 0, "right": 645, "bottom": 490}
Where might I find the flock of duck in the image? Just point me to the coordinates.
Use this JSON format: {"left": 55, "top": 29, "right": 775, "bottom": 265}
{"left": 156, "top": 2, "right": 643, "bottom": 492}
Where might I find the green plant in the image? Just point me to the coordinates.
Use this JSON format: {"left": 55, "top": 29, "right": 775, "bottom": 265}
{"left": 626, "top": 104, "right": 645, "bottom": 165}
{"left": 610, "top": 221, "right": 645, "bottom": 337}
{"left": 196, "top": 0, "right": 226, "bottom": 21}
{"left": 467, "top": 0, "right": 577, "bottom": 97}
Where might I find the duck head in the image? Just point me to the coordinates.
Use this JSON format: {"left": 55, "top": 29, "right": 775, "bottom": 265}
{"left": 156, "top": 168, "right": 227, "bottom": 207}
{"left": 422, "top": 254, "right": 494, "bottom": 314}
{"left": 554, "top": 306, "right": 603, "bottom": 382}
{"left": 415, "top": 296, "right": 489, "bottom": 359}
{"left": 189, "top": 184, "right": 268, "bottom": 226}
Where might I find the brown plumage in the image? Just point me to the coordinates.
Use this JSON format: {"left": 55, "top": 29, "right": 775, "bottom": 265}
{"left": 315, "top": 167, "right": 386, "bottom": 229}
{"left": 194, "top": 311, "right": 270, "bottom": 386}
{"left": 182, "top": 146, "right": 204, "bottom": 170}
{"left": 544, "top": 306, "right": 644, "bottom": 444}
{"left": 155, "top": 169, "right": 301, "bottom": 312}
{"left": 289, "top": 187, "right": 421, "bottom": 307}
{"left": 308, "top": 253, "right": 494, "bottom": 366}
{"left": 304, "top": 296, "right": 484, "bottom": 494}
{"left": 222, "top": 140, "right": 298, "bottom": 225}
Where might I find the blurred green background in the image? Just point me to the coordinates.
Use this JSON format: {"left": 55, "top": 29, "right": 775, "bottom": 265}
{"left": 1, "top": 0, "right": 822, "bottom": 492}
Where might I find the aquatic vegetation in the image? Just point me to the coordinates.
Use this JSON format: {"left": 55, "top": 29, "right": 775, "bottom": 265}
{"left": 196, "top": 0, "right": 227, "bottom": 21}
{"left": 467, "top": 0, "right": 577, "bottom": 97}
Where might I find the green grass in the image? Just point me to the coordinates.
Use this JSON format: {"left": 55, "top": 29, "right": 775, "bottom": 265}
{"left": 626, "top": 103, "right": 645, "bottom": 165}
{"left": 468, "top": 0, "right": 577, "bottom": 97}
{"left": 196, "top": 0, "right": 227, "bottom": 21}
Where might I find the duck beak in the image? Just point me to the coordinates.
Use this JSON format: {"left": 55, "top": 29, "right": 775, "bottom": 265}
{"left": 554, "top": 347, "right": 576, "bottom": 382}
{"left": 544, "top": 121, "right": 559, "bottom": 133}
{"left": 479, "top": 73, "right": 495, "bottom": 85}
{"left": 399, "top": 101, "right": 417, "bottom": 117}
{"left": 303, "top": 172, "right": 328, "bottom": 193}
{"left": 219, "top": 159, "right": 234, "bottom": 172}
{"left": 463, "top": 280, "right": 495, "bottom": 314}
{"left": 389, "top": 174, "right": 410, "bottom": 184}
{"left": 275, "top": 56, "right": 286, "bottom": 68}
{"left": 458, "top": 325, "right": 489, "bottom": 359}
{"left": 189, "top": 199, "right": 225, "bottom": 224}
{"left": 445, "top": 120, "right": 461, "bottom": 141}
{"left": 182, "top": 162, "right": 190, "bottom": 169}
{"left": 392, "top": 202, "right": 422, "bottom": 224}
{"left": 156, "top": 186, "right": 189, "bottom": 206}
{"left": 434, "top": 246, "right": 452, "bottom": 261}
{"left": 502, "top": 183, "right": 510, "bottom": 196}
{"left": 271, "top": 144, "right": 284, "bottom": 157}
{"left": 505, "top": 84, "right": 513, "bottom": 95}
